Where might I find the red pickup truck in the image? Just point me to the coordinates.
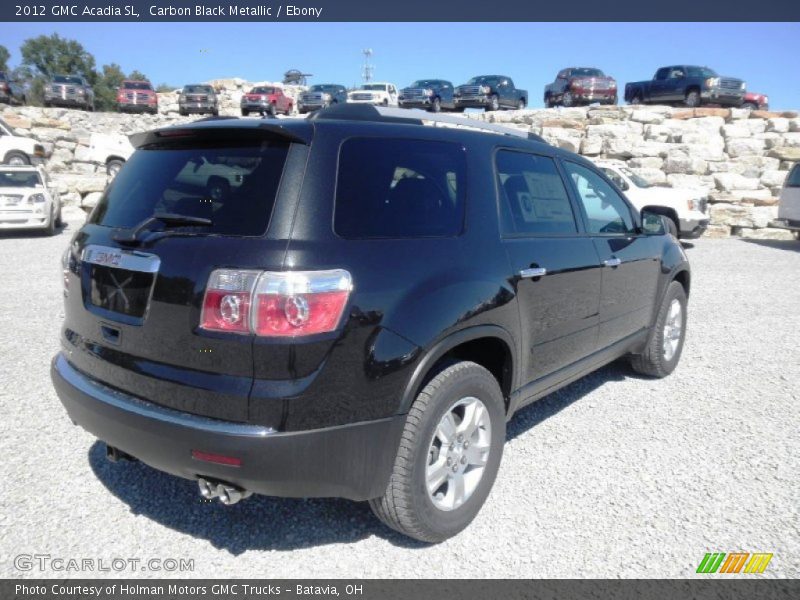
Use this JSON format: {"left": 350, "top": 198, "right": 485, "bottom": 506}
{"left": 240, "top": 86, "right": 293, "bottom": 116}
{"left": 117, "top": 80, "right": 158, "bottom": 114}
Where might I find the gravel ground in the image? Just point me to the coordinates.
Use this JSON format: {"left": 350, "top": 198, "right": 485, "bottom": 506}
{"left": 1, "top": 210, "right": 798, "bottom": 578}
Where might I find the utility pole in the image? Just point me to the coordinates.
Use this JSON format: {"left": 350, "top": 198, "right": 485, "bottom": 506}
{"left": 361, "top": 48, "right": 374, "bottom": 83}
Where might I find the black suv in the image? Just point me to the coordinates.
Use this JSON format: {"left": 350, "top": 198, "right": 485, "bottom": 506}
{"left": 52, "top": 104, "right": 690, "bottom": 543}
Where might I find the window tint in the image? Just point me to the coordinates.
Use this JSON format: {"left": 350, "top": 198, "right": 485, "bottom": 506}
{"left": 786, "top": 165, "right": 800, "bottom": 188}
{"left": 563, "top": 161, "right": 636, "bottom": 235}
{"left": 89, "top": 140, "right": 289, "bottom": 237}
{"left": 335, "top": 138, "right": 465, "bottom": 239}
{"left": 655, "top": 68, "right": 669, "bottom": 81}
{"left": 495, "top": 150, "right": 577, "bottom": 235}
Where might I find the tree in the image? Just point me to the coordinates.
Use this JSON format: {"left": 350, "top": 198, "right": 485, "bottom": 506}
{"left": 19, "top": 34, "right": 96, "bottom": 105}
{"left": 156, "top": 83, "right": 176, "bottom": 93}
{"left": 128, "top": 70, "right": 148, "bottom": 82}
{"left": 93, "top": 63, "right": 126, "bottom": 112}
{"left": 0, "top": 45, "right": 9, "bottom": 73}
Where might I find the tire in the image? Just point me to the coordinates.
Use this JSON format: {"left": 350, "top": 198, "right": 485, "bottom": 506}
{"left": 666, "top": 218, "right": 679, "bottom": 239}
{"left": 630, "top": 281, "right": 688, "bottom": 378}
{"left": 106, "top": 159, "right": 124, "bottom": 180}
{"left": 562, "top": 91, "right": 574, "bottom": 107}
{"left": 517, "top": 98, "right": 526, "bottom": 110}
{"left": 5, "top": 151, "right": 30, "bottom": 166}
{"left": 179, "top": 108, "right": 187, "bottom": 116}
{"left": 286, "top": 103, "right": 293, "bottom": 115}
{"left": 369, "top": 361, "right": 505, "bottom": 543}
{"left": 630, "top": 93, "right": 643, "bottom": 106}
{"left": 488, "top": 94, "right": 500, "bottom": 112}
{"left": 741, "top": 102, "right": 757, "bottom": 110}
{"left": 241, "top": 109, "right": 249, "bottom": 116}
{"left": 212, "top": 108, "right": 219, "bottom": 116}
{"left": 431, "top": 97, "right": 441, "bottom": 113}
{"left": 382, "top": 99, "right": 389, "bottom": 107}
{"left": 268, "top": 103, "right": 277, "bottom": 117}
{"left": 43, "top": 209, "right": 56, "bottom": 236}
{"left": 43, "top": 101, "right": 51, "bottom": 108}
{"left": 544, "top": 94, "right": 552, "bottom": 108}
{"left": 685, "top": 90, "right": 700, "bottom": 108}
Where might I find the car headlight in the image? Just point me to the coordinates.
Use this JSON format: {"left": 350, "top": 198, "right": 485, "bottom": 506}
{"left": 424, "top": 89, "right": 434, "bottom": 97}
{"left": 705, "top": 77, "right": 720, "bottom": 88}
{"left": 741, "top": 81, "right": 746, "bottom": 90}
{"left": 29, "top": 193, "right": 46, "bottom": 204}
{"left": 322, "top": 93, "right": 331, "bottom": 101}
{"left": 480, "top": 85, "right": 491, "bottom": 94}
{"left": 77, "top": 89, "right": 85, "bottom": 95}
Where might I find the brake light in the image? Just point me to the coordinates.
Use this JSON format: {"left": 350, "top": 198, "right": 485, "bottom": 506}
{"left": 200, "top": 269, "right": 352, "bottom": 337}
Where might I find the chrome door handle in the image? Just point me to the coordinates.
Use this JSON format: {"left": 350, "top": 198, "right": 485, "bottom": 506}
{"left": 603, "top": 258, "right": 622, "bottom": 268}
{"left": 519, "top": 267, "right": 547, "bottom": 278}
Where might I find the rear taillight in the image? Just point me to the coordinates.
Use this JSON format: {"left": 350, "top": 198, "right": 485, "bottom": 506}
{"left": 200, "top": 269, "right": 352, "bottom": 338}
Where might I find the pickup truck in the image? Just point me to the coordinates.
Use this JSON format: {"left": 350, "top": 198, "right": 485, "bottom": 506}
{"left": 742, "top": 91, "right": 769, "bottom": 110}
{"left": 0, "top": 117, "right": 48, "bottom": 166}
{"left": 347, "top": 83, "right": 399, "bottom": 107}
{"left": 454, "top": 75, "right": 527, "bottom": 112}
{"left": 625, "top": 66, "right": 745, "bottom": 108}
{"left": 0, "top": 72, "right": 26, "bottom": 106}
{"left": 117, "top": 80, "right": 158, "bottom": 114}
{"left": 44, "top": 75, "right": 95, "bottom": 111}
{"left": 544, "top": 67, "right": 617, "bottom": 107}
{"left": 298, "top": 84, "right": 348, "bottom": 114}
{"left": 240, "top": 85, "right": 293, "bottom": 116}
{"left": 398, "top": 79, "right": 455, "bottom": 112}
{"left": 178, "top": 84, "right": 219, "bottom": 116}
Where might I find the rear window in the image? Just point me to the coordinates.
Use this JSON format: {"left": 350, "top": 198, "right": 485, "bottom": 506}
{"left": 89, "top": 140, "right": 289, "bottom": 237}
{"left": 335, "top": 138, "right": 466, "bottom": 239}
{"left": 123, "top": 81, "right": 152, "bottom": 90}
{"left": 786, "top": 166, "right": 800, "bottom": 188}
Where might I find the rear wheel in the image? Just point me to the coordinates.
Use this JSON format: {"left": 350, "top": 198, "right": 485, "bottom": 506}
{"left": 630, "top": 281, "right": 688, "bottom": 378}
{"left": 369, "top": 361, "right": 505, "bottom": 543}
{"left": 630, "top": 93, "right": 643, "bottom": 106}
{"left": 5, "top": 151, "right": 30, "bottom": 166}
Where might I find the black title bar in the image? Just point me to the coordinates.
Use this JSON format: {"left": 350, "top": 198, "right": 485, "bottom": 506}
{"left": 3, "top": 0, "right": 800, "bottom": 22}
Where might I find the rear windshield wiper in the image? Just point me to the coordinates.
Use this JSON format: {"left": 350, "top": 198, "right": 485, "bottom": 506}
{"left": 112, "top": 212, "right": 213, "bottom": 245}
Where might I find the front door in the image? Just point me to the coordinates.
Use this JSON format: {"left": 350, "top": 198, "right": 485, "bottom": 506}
{"left": 496, "top": 149, "right": 602, "bottom": 385}
{"left": 561, "top": 160, "right": 662, "bottom": 349}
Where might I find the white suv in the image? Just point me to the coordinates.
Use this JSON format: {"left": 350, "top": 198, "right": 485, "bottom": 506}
{"left": 0, "top": 118, "right": 47, "bottom": 166}
{"left": 347, "top": 83, "right": 399, "bottom": 106}
{"left": 594, "top": 160, "right": 709, "bottom": 239}
{"left": 0, "top": 165, "right": 61, "bottom": 235}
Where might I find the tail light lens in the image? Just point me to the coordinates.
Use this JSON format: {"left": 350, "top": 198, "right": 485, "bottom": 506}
{"left": 200, "top": 269, "right": 352, "bottom": 338}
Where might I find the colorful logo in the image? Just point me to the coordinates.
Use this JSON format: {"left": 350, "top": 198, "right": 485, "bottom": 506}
{"left": 696, "top": 552, "right": 773, "bottom": 574}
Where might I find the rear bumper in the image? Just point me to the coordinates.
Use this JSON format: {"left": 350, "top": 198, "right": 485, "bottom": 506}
{"left": 51, "top": 353, "right": 405, "bottom": 501}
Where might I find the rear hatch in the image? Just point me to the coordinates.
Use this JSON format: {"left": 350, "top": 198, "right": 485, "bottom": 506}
{"left": 61, "top": 124, "right": 308, "bottom": 425}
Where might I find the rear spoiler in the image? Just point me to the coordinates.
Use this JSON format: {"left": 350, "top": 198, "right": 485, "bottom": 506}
{"left": 129, "top": 120, "right": 312, "bottom": 148}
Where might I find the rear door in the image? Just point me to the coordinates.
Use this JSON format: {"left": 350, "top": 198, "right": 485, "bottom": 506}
{"left": 62, "top": 128, "right": 306, "bottom": 426}
{"left": 561, "top": 160, "right": 662, "bottom": 349}
{"left": 778, "top": 164, "right": 800, "bottom": 222}
{"left": 496, "top": 149, "right": 601, "bottom": 384}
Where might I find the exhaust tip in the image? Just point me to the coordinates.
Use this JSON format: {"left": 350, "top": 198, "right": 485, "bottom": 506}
{"left": 197, "top": 477, "right": 251, "bottom": 505}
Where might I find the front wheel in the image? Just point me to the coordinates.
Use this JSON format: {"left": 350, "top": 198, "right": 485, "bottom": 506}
{"left": 431, "top": 97, "right": 441, "bottom": 113}
{"left": 741, "top": 102, "right": 757, "bottom": 110}
{"left": 487, "top": 94, "right": 500, "bottom": 111}
{"left": 369, "top": 361, "right": 505, "bottom": 543}
{"left": 562, "top": 91, "right": 574, "bottom": 107}
{"left": 685, "top": 90, "right": 701, "bottom": 108}
{"left": 517, "top": 98, "right": 526, "bottom": 110}
{"left": 630, "top": 281, "right": 688, "bottom": 378}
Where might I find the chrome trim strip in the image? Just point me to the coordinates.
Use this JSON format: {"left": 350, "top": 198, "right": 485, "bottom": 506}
{"left": 82, "top": 244, "right": 161, "bottom": 273}
{"left": 374, "top": 106, "right": 530, "bottom": 139}
{"left": 54, "top": 354, "right": 274, "bottom": 437}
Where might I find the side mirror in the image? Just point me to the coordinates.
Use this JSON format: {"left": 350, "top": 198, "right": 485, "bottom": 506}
{"left": 641, "top": 210, "right": 667, "bottom": 235}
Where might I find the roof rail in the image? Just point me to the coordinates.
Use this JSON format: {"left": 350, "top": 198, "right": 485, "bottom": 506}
{"left": 309, "top": 104, "right": 545, "bottom": 143}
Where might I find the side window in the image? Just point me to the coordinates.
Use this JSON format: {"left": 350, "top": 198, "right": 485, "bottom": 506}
{"left": 495, "top": 150, "right": 577, "bottom": 236}
{"left": 563, "top": 161, "right": 636, "bottom": 235}
{"left": 786, "top": 165, "right": 800, "bottom": 188}
{"left": 655, "top": 68, "right": 669, "bottom": 81}
{"left": 600, "top": 167, "right": 629, "bottom": 191}
{"left": 335, "top": 138, "right": 465, "bottom": 239}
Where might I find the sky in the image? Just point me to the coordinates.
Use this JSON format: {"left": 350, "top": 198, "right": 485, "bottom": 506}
{"left": 3, "top": 22, "right": 799, "bottom": 109}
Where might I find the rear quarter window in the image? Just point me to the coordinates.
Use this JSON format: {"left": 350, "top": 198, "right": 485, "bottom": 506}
{"left": 334, "top": 138, "right": 466, "bottom": 239}
{"left": 786, "top": 165, "right": 800, "bottom": 188}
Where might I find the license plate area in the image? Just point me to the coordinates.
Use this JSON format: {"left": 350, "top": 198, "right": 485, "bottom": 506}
{"left": 82, "top": 245, "right": 160, "bottom": 324}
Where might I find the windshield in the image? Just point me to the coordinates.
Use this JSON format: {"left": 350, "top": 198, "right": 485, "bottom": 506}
{"left": 250, "top": 87, "right": 274, "bottom": 94}
{"left": 123, "top": 81, "right": 153, "bottom": 90}
{"left": 619, "top": 167, "right": 651, "bottom": 188}
{"left": 309, "top": 85, "right": 338, "bottom": 93}
{"left": 466, "top": 76, "right": 498, "bottom": 85}
{"left": 572, "top": 68, "right": 604, "bottom": 78}
{"left": 183, "top": 85, "right": 213, "bottom": 94}
{"left": 410, "top": 80, "right": 438, "bottom": 88}
{"left": 0, "top": 171, "right": 42, "bottom": 188}
{"left": 54, "top": 76, "right": 83, "bottom": 84}
{"left": 687, "top": 67, "right": 717, "bottom": 78}
{"left": 89, "top": 141, "right": 290, "bottom": 237}
{"left": 361, "top": 84, "right": 388, "bottom": 91}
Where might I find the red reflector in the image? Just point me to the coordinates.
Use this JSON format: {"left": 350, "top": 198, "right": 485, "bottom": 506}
{"left": 201, "top": 289, "right": 252, "bottom": 333}
{"left": 254, "top": 290, "right": 349, "bottom": 337}
{"left": 191, "top": 450, "right": 242, "bottom": 467}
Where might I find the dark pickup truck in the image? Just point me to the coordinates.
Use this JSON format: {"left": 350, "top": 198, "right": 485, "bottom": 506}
{"left": 625, "top": 66, "right": 745, "bottom": 108}
{"left": 454, "top": 75, "right": 527, "bottom": 112}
